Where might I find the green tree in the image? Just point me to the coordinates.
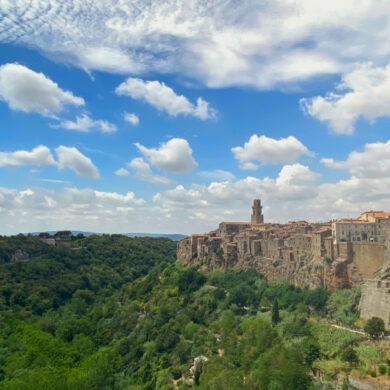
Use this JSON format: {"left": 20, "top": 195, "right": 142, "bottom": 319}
{"left": 341, "top": 347, "right": 359, "bottom": 365}
{"left": 364, "top": 317, "right": 385, "bottom": 339}
{"left": 272, "top": 299, "right": 280, "bottom": 326}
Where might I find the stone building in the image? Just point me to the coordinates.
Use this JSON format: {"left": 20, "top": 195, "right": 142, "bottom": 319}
{"left": 177, "top": 200, "right": 390, "bottom": 290}
{"left": 331, "top": 219, "right": 376, "bottom": 244}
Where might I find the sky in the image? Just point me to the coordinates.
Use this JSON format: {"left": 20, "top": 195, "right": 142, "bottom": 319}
{"left": 1, "top": 1, "right": 390, "bottom": 235}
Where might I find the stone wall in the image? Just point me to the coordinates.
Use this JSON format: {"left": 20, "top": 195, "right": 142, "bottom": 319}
{"left": 360, "top": 278, "right": 390, "bottom": 327}
{"left": 351, "top": 243, "right": 384, "bottom": 277}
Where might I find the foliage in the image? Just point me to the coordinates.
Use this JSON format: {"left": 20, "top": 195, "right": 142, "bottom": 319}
{"left": 355, "top": 345, "right": 382, "bottom": 369}
{"left": 272, "top": 299, "right": 280, "bottom": 326}
{"left": 0, "top": 234, "right": 383, "bottom": 389}
{"left": 379, "top": 364, "right": 386, "bottom": 375}
{"left": 341, "top": 347, "right": 359, "bottom": 365}
{"left": 325, "top": 288, "right": 361, "bottom": 326}
{"left": 364, "top": 317, "right": 385, "bottom": 339}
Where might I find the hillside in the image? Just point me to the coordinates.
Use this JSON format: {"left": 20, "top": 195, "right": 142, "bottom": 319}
{"left": 26, "top": 231, "right": 188, "bottom": 241}
{"left": 0, "top": 235, "right": 389, "bottom": 389}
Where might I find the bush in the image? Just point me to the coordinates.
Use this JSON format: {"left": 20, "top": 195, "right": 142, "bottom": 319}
{"left": 341, "top": 347, "right": 358, "bottom": 365}
{"left": 379, "top": 365, "right": 386, "bottom": 375}
{"left": 325, "top": 288, "right": 361, "bottom": 326}
{"left": 369, "top": 369, "right": 376, "bottom": 378}
{"left": 171, "top": 367, "right": 182, "bottom": 380}
{"left": 364, "top": 317, "right": 385, "bottom": 339}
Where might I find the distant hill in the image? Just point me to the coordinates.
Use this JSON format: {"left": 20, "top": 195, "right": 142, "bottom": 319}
{"left": 27, "top": 231, "right": 187, "bottom": 241}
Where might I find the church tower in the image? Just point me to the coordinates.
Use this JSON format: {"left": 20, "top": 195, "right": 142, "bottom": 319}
{"left": 251, "top": 199, "right": 264, "bottom": 224}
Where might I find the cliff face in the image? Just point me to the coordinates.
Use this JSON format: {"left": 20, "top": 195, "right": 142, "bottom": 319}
{"left": 179, "top": 240, "right": 357, "bottom": 290}
{"left": 177, "top": 221, "right": 385, "bottom": 290}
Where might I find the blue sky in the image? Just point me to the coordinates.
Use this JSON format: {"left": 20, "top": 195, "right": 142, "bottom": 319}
{"left": 1, "top": 1, "right": 390, "bottom": 234}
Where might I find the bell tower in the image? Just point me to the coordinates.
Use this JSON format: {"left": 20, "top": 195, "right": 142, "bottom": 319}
{"left": 251, "top": 199, "right": 264, "bottom": 224}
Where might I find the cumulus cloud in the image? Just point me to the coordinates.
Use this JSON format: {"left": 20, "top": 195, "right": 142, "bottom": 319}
{"left": 55, "top": 114, "right": 117, "bottom": 133}
{"left": 116, "top": 78, "right": 216, "bottom": 119}
{"left": 198, "top": 170, "right": 236, "bottom": 181}
{"left": 55, "top": 146, "right": 100, "bottom": 179}
{"left": 3, "top": 162, "right": 390, "bottom": 234}
{"left": 151, "top": 163, "right": 320, "bottom": 229}
{"left": 0, "top": 186, "right": 148, "bottom": 235}
{"left": 115, "top": 168, "right": 130, "bottom": 177}
{"left": 301, "top": 63, "right": 390, "bottom": 134}
{"left": 0, "top": 63, "right": 84, "bottom": 115}
{"left": 135, "top": 138, "right": 197, "bottom": 173}
{"left": 154, "top": 163, "right": 319, "bottom": 209}
{"left": 128, "top": 158, "right": 173, "bottom": 186}
{"left": 0, "top": 145, "right": 55, "bottom": 167}
{"left": 232, "top": 135, "right": 313, "bottom": 170}
{"left": 321, "top": 139, "right": 390, "bottom": 178}
{"left": 124, "top": 112, "right": 139, "bottom": 126}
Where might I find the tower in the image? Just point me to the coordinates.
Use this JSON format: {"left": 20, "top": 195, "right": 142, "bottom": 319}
{"left": 251, "top": 199, "right": 264, "bottom": 224}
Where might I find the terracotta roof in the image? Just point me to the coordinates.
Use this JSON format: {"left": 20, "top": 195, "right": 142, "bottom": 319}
{"left": 314, "top": 228, "right": 331, "bottom": 233}
{"left": 335, "top": 219, "right": 374, "bottom": 224}
{"left": 362, "top": 211, "right": 390, "bottom": 218}
{"left": 221, "top": 222, "right": 251, "bottom": 225}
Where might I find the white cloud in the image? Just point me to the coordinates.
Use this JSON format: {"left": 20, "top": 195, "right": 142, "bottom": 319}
{"left": 115, "top": 168, "right": 130, "bottom": 177}
{"left": 128, "top": 157, "right": 173, "bottom": 186}
{"left": 124, "top": 112, "right": 139, "bottom": 126}
{"left": 154, "top": 163, "right": 319, "bottom": 208}
{"left": 232, "top": 135, "right": 313, "bottom": 170}
{"left": 55, "top": 114, "right": 117, "bottom": 133}
{"left": 94, "top": 190, "right": 145, "bottom": 205}
{"left": 301, "top": 63, "right": 390, "bottom": 134}
{"left": 55, "top": 146, "right": 100, "bottom": 179}
{"left": 0, "top": 63, "right": 84, "bottom": 116}
{"left": 135, "top": 138, "right": 197, "bottom": 173}
{"left": 5, "top": 1, "right": 390, "bottom": 89}
{"left": 116, "top": 78, "right": 216, "bottom": 119}
{"left": 0, "top": 145, "right": 55, "bottom": 167}
{"left": 2, "top": 161, "right": 390, "bottom": 234}
{"left": 321, "top": 139, "right": 390, "bottom": 178}
{"left": 152, "top": 163, "right": 320, "bottom": 229}
{"left": 198, "top": 170, "right": 236, "bottom": 181}
{"left": 76, "top": 46, "right": 145, "bottom": 74}
{"left": 0, "top": 186, "right": 150, "bottom": 235}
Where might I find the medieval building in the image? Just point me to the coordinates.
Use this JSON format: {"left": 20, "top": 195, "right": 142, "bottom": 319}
{"left": 177, "top": 200, "right": 390, "bottom": 291}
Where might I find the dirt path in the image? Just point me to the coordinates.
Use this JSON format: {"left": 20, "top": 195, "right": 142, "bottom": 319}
{"left": 329, "top": 323, "right": 367, "bottom": 336}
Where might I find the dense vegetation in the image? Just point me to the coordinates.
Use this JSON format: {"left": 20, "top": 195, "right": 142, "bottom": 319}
{"left": 0, "top": 235, "right": 388, "bottom": 389}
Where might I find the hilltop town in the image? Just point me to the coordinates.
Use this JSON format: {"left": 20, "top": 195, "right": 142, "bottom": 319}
{"left": 177, "top": 199, "right": 390, "bottom": 325}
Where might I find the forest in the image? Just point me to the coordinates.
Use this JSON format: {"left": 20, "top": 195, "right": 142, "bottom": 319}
{"left": 0, "top": 234, "right": 388, "bottom": 389}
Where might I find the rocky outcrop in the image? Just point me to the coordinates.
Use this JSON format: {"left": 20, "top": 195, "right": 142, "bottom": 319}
{"left": 178, "top": 221, "right": 386, "bottom": 290}
{"left": 10, "top": 249, "right": 30, "bottom": 263}
{"left": 178, "top": 241, "right": 359, "bottom": 290}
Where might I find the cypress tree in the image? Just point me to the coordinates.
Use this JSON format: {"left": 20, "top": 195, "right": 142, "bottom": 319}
{"left": 272, "top": 299, "right": 280, "bottom": 326}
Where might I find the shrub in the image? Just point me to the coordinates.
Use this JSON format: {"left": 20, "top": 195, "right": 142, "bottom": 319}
{"left": 379, "top": 365, "right": 386, "bottom": 375}
{"left": 364, "top": 317, "right": 385, "bottom": 339}
{"left": 171, "top": 367, "right": 182, "bottom": 380}
{"left": 341, "top": 347, "right": 358, "bottom": 365}
{"left": 369, "top": 369, "right": 376, "bottom": 378}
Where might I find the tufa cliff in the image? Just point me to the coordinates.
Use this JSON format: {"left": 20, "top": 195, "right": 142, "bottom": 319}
{"left": 177, "top": 199, "right": 390, "bottom": 291}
